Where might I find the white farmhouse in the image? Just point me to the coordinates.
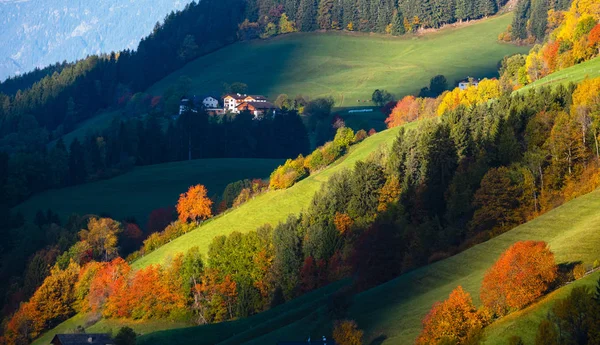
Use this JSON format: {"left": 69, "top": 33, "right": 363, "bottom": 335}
{"left": 458, "top": 77, "right": 480, "bottom": 90}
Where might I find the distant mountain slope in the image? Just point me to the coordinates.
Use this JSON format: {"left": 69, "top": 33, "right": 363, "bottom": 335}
{"left": 148, "top": 14, "right": 529, "bottom": 106}
{"left": 0, "top": 0, "right": 193, "bottom": 81}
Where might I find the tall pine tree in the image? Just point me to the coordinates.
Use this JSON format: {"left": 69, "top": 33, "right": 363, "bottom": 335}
{"left": 512, "top": 0, "right": 531, "bottom": 40}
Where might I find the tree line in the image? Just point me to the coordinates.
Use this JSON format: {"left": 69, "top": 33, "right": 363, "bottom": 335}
{"left": 0, "top": 108, "right": 309, "bottom": 208}
{"left": 241, "top": 0, "right": 508, "bottom": 40}
{"left": 500, "top": 0, "right": 599, "bottom": 87}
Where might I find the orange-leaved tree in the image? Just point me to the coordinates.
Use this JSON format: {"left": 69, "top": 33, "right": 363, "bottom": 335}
{"left": 480, "top": 241, "right": 557, "bottom": 316}
{"left": 385, "top": 95, "right": 421, "bottom": 128}
{"left": 332, "top": 320, "right": 364, "bottom": 345}
{"left": 416, "top": 286, "right": 487, "bottom": 345}
{"left": 334, "top": 212, "right": 353, "bottom": 235}
{"left": 177, "top": 184, "right": 213, "bottom": 223}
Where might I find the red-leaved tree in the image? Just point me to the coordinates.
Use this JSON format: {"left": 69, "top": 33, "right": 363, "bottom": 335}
{"left": 480, "top": 241, "right": 557, "bottom": 316}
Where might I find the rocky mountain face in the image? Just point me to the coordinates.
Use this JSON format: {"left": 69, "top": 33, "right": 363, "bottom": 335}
{"left": 0, "top": 0, "right": 194, "bottom": 81}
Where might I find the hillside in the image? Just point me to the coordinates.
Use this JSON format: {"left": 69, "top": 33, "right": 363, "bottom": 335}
{"left": 484, "top": 270, "right": 600, "bottom": 345}
{"left": 131, "top": 122, "right": 417, "bottom": 268}
{"left": 30, "top": 121, "right": 417, "bottom": 344}
{"left": 147, "top": 14, "right": 529, "bottom": 106}
{"left": 134, "top": 185, "right": 600, "bottom": 345}
{"left": 0, "top": 0, "right": 194, "bottom": 81}
{"left": 14, "top": 158, "right": 282, "bottom": 225}
{"left": 516, "top": 56, "right": 600, "bottom": 93}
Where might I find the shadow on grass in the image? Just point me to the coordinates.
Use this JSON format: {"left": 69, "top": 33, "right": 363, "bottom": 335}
{"left": 368, "top": 334, "right": 388, "bottom": 345}
{"left": 555, "top": 261, "right": 583, "bottom": 287}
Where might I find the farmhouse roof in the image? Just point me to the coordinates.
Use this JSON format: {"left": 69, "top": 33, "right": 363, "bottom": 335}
{"left": 238, "top": 101, "right": 277, "bottom": 109}
{"left": 224, "top": 93, "right": 248, "bottom": 100}
{"left": 51, "top": 334, "right": 114, "bottom": 345}
{"left": 247, "top": 95, "right": 268, "bottom": 101}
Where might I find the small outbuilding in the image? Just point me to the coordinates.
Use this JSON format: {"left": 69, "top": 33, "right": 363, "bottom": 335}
{"left": 50, "top": 334, "right": 114, "bottom": 345}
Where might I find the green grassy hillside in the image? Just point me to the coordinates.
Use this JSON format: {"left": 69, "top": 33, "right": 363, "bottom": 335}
{"left": 147, "top": 15, "right": 528, "bottom": 106}
{"left": 48, "top": 109, "right": 121, "bottom": 149}
{"left": 516, "top": 56, "right": 600, "bottom": 93}
{"left": 131, "top": 181, "right": 600, "bottom": 345}
{"left": 132, "top": 123, "right": 417, "bottom": 268}
{"left": 243, "top": 189, "right": 600, "bottom": 344}
{"left": 31, "top": 122, "right": 416, "bottom": 344}
{"left": 14, "top": 158, "right": 281, "bottom": 225}
{"left": 484, "top": 269, "right": 600, "bottom": 345}
{"left": 30, "top": 123, "right": 600, "bottom": 345}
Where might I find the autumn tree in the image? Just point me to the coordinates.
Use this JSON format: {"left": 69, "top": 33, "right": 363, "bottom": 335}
{"left": 85, "top": 258, "right": 131, "bottom": 315}
{"left": 572, "top": 77, "right": 600, "bottom": 159}
{"left": 416, "top": 286, "right": 487, "bottom": 345}
{"left": 333, "top": 320, "right": 364, "bottom": 345}
{"left": 385, "top": 95, "right": 421, "bottom": 128}
{"left": 279, "top": 13, "right": 297, "bottom": 33}
{"left": 480, "top": 241, "right": 557, "bottom": 316}
{"left": 177, "top": 184, "right": 214, "bottom": 223}
{"left": 79, "top": 217, "right": 123, "bottom": 262}
{"left": 333, "top": 212, "right": 353, "bottom": 235}
{"left": 377, "top": 175, "right": 401, "bottom": 212}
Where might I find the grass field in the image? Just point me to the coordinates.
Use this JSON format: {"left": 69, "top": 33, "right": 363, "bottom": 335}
{"left": 147, "top": 15, "right": 529, "bottom": 106}
{"left": 30, "top": 121, "right": 600, "bottom": 344}
{"left": 127, "top": 179, "right": 600, "bottom": 345}
{"left": 131, "top": 122, "right": 417, "bottom": 268}
{"left": 48, "top": 109, "right": 122, "bottom": 148}
{"left": 14, "top": 158, "right": 282, "bottom": 225}
{"left": 484, "top": 270, "right": 600, "bottom": 345}
{"left": 517, "top": 56, "right": 600, "bottom": 93}
{"left": 30, "top": 121, "right": 417, "bottom": 344}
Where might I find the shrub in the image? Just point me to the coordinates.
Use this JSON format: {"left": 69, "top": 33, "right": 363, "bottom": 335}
{"left": 141, "top": 221, "right": 195, "bottom": 253}
{"left": 269, "top": 155, "right": 308, "bottom": 189}
{"left": 480, "top": 241, "right": 557, "bottom": 316}
{"left": 354, "top": 129, "right": 367, "bottom": 143}
{"left": 233, "top": 188, "right": 251, "bottom": 207}
{"left": 333, "top": 127, "right": 355, "bottom": 149}
{"left": 304, "top": 148, "right": 326, "bottom": 172}
{"left": 146, "top": 207, "right": 175, "bottom": 235}
{"left": 322, "top": 141, "right": 343, "bottom": 165}
{"left": 368, "top": 128, "right": 377, "bottom": 136}
{"left": 333, "top": 320, "right": 363, "bottom": 345}
{"left": 573, "top": 263, "right": 586, "bottom": 280}
{"left": 115, "top": 327, "right": 136, "bottom": 345}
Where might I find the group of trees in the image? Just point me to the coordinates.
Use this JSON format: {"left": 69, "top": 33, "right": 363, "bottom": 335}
{"left": 269, "top": 126, "right": 367, "bottom": 189}
{"left": 240, "top": 0, "right": 508, "bottom": 40}
{"left": 416, "top": 240, "right": 598, "bottom": 345}
{"left": 500, "top": 0, "right": 600, "bottom": 87}
{"left": 5, "top": 73, "right": 600, "bottom": 343}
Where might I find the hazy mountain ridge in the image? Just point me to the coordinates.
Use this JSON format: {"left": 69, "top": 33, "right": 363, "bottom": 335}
{"left": 0, "top": 0, "right": 193, "bottom": 81}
